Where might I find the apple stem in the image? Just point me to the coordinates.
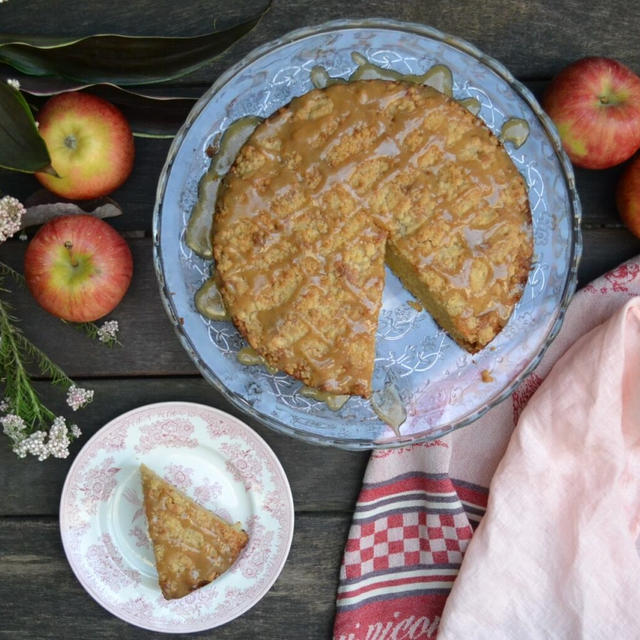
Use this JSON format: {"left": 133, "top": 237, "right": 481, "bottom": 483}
{"left": 64, "top": 240, "right": 79, "bottom": 268}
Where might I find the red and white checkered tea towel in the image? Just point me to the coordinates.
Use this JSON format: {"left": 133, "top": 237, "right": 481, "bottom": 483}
{"left": 334, "top": 258, "right": 640, "bottom": 640}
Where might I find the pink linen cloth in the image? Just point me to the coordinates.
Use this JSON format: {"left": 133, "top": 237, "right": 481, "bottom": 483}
{"left": 438, "top": 297, "right": 640, "bottom": 638}
{"left": 334, "top": 258, "right": 640, "bottom": 640}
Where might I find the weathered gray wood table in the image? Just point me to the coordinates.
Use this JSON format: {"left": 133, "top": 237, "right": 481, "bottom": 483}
{"left": 2, "top": 1, "right": 640, "bottom": 638}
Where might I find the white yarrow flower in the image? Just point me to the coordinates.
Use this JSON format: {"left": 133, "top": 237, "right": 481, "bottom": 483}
{"left": 8, "top": 416, "right": 74, "bottom": 460}
{"left": 6, "top": 78, "right": 20, "bottom": 90}
{"left": 97, "top": 320, "right": 119, "bottom": 343}
{"left": 0, "top": 399, "right": 9, "bottom": 413}
{"left": 66, "top": 385, "right": 94, "bottom": 411}
{"left": 1, "top": 413, "right": 27, "bottom": 443}
{"left": 15, "top": 430, "right": 50, "bottom": 461}
{"left": 0, "top": 195, "right": 26, "bottom": 243}
{"left": 70, "top": 424, "right": 82, "bottom": 438}
{"left": 47, "top": 416, "right": 71, "bottom": 458}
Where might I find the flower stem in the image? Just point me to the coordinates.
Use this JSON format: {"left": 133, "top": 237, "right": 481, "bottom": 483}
{"left": 0, "top": 290, "right": 56, "bottom": 429}
{"left": 0, "top": 261, "right": 25, "bottom": 286}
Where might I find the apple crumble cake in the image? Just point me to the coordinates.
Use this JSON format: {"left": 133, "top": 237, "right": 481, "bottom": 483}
{"left": 213, "top": 80, "right": 532, "bottom": 397}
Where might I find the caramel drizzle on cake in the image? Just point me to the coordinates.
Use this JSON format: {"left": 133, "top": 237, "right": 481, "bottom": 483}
{"left": 213, "top": 80, "right": 532, "bottom": 397}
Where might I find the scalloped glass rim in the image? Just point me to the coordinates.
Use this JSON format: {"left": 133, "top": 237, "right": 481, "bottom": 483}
{"left": 152, "top": 18, "right": 582, "bottom": 451}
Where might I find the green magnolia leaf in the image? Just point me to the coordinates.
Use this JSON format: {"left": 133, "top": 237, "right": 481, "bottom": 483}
{"left": 73, "top": 85, "right": 197, "bottom": 138}
{"left": 2, "top": 72, "right": 198, "bottom": 138}
{"left": 0, "top": 81, "right": 51, "bottom": 173}
{"left": 0, "top": 6, "right": 268, "bottom": 86}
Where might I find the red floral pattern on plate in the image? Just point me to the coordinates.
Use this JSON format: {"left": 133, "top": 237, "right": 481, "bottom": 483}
{"left": 135, "top": 417, "right": 198, "bottom": 453}
{"left": 129, "top": 526, "right": 150, "bottom": 549}
{"left": 119, "top": 597, "right": 155, "bottom": 620}
{"left": 122, "top": 486, "right": 145, "bottom": 524}
{"left": 224, "top": 578, "right": 272, "bottom": 613}
{"left": 206, "top": 415, "right": 238, "bottom": 438}
{"left": 192, "top": 477, "right": 223, "bottom": 505}
{"left": 95, "top": 425, "right": 128, "bottom": 451}
{"left": 242, "top": 516, "right": 274, "bottom": 579}
{"left": 263, "top": 489, "right": 290, "bottom": 522}
{"left": 86, "top": 533, "right": 141, "bottom": 592}
{"left": 220, "top": 442, "right": 264, "bottom": 491}
{"left": 159, "top": 584, "right": 220, "bottom": 620}
{"left": 163, "top": 463, "right": 194, "bottom": 490}
{"left": 79, "top": 457, "right": 120, "bottom": 515}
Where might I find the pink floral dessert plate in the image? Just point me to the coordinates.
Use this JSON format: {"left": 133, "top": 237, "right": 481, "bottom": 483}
{"left": 59, "top": 401, "right": 295, "bottom": 633}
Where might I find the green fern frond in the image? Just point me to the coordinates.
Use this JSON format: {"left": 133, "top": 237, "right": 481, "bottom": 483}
{"left": 0, "top": 291, "right": 57, "bottom": 430}
{"left": 14, "top": 330, "right": 74, "bottom": 388}
{"left": 0, "top": 262, "right": 25, "bottom": 286}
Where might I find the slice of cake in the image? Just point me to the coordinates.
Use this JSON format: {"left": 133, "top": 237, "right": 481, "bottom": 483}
{"left": 140, "top": 463, "right": 249, "bottom": 600}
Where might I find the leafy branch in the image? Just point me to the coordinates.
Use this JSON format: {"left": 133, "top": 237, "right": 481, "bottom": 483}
{"left": 0, "top": 260, "right": 25, "bottom": 285}
{"left": 0, "top": 288, "right": 59, "bottom": 429}
{"left": 0, "top": 265, "right": 98, "bottom": 460}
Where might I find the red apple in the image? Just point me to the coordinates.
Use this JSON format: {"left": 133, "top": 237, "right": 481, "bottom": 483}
{"left": 24, "top": 215, "right": 133, "bottom": 322}
{"left": 542, "top": 57, "right": 640, "bottom": 169}
{"left": 616, "top": 153, "right": 640, "bottom": 238}
{"left": 35, "top": 92, "right": 134, "bottom": 199}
